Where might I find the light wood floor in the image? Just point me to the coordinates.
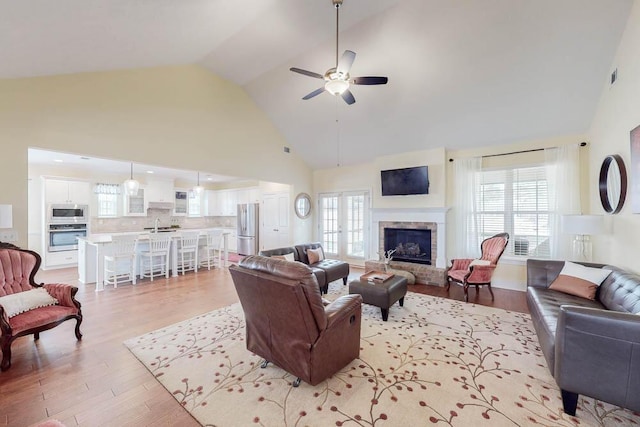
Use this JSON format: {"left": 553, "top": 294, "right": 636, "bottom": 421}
{"left": 1, "top": 265, "right": 527, "bottom": 427}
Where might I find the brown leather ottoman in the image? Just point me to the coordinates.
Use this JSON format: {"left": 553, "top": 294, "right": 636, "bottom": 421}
{"left": 348, "top": 275, "right": 408, "bottom": 321}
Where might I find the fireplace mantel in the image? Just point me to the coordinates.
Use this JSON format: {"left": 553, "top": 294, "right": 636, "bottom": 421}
{"left": 370, "top": 207, "right": 449, "bottom": 269}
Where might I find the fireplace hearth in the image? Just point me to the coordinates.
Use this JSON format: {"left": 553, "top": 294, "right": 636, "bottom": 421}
{"left": 384, "top": 228, "right": 432, "bottom": 265}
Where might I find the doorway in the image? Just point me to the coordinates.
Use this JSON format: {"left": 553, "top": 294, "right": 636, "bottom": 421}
{"left": 318, "top": 191, "right": 369, "bottom": 265}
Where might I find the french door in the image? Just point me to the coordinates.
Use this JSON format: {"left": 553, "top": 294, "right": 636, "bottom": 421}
{"left": 318, "top": 191, "right": 369, "bottom": 264}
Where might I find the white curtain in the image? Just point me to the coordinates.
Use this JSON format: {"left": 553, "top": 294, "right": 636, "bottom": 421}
{"left": 453, "top": 157, "right": 482, "bottom": 258}
{"left": 545, "top": 145, "right": 581, "bottom": 258}
{"left": 93, "top": 183, "right": 121, "bottom": 194}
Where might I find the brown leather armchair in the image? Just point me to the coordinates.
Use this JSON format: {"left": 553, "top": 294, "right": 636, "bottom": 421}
{"left": 230, "top": 255, "right": 362, "bottom": 386}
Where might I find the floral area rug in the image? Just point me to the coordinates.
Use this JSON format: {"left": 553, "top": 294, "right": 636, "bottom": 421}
{"left": 124, "top": 285, "right": 640, "bottom": 427}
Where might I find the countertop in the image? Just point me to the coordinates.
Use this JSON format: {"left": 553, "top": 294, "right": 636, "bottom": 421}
{"left": 79, "top": 227, "right": 234, "bottom": 244}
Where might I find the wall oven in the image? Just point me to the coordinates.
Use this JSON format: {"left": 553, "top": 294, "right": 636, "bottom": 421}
{"left": 48, "top": 223, "right": 87, "bottom": 252}
{"left": 49, "top": 204, "right": 89, "bottom": 224}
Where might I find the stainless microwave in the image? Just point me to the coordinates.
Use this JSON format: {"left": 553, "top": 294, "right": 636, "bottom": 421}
{"left": 49, "top": 204, "right": 89, "bottom": 224}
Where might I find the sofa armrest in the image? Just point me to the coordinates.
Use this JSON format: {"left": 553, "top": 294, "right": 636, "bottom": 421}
{"left": 42, "top": 283, "right": 81, "bottom": 309}
{"left": 325, "top": 294, "right": 362, "bottom": 329}
{"left": 555, "top": 305, "right": 640, "bottom": 410}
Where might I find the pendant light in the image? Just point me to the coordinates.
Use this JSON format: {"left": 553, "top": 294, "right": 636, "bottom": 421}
{"left": 123, "top": 163, "right": 140, "bottom": 196}
{"left": 193, "top": 172, "right": 204, "bottom": 195}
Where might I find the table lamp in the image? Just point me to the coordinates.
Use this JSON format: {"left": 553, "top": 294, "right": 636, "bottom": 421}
{"left": 561, "top": 215, "right": 606, "bottom": 262}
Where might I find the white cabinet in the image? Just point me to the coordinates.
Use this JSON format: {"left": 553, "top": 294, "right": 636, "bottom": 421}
{"left": 205, "top": 189, "right": 240, "bottom": 216}
{"left": 123, "top": 188, "right": 146, "bottom": 216}
{"left": 237, "top": 187, "right": 261, "bottom": 204}
{"left": 174, "top": 189, "right": 188, "bottom": 216}
{"left": 45, "top": 179, "right": 90, "bottom": 205}
{"left": 145, "top": 180, "right": 174, "bottom": 204}
{"left": 226, "top": 228, "right": 237, "bottom": 252}
{"left": 45, "top": 250, "right": 78, "bottom": 269}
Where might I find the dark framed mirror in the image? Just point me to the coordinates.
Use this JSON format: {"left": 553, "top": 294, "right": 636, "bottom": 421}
{"left": 294, "top": 193, "right": 312, "bottom": 219}
{"left": 599, "top": 154, "right": 627, "bottom": 214}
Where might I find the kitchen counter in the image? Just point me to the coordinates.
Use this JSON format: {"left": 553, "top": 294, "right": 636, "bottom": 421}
{"left": 78, "top": 228, "right": 232, "bottom": 291}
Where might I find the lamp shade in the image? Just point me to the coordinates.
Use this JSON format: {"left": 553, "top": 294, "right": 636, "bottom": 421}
{"left": 561, "top": 215, "right": 606, "bottom": 235}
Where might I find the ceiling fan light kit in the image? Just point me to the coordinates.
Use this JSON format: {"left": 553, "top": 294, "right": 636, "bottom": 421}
{"left": 290, "top": 0, "right": 388, "bottom": 105}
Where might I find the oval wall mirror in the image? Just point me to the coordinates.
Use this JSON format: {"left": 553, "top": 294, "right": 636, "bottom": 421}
{"left": 294, "top": 193, "right": 312, "bottom": 219}
{"left": 599, "top": 154, "right": 627, "bottom": 214}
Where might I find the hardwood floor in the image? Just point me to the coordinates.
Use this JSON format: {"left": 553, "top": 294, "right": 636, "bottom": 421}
{"left": 1, "top": 266, "right": 527, "bottom": 427}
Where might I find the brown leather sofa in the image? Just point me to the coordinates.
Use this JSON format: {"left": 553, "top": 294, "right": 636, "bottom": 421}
{"left": 230, "top": 255, "right": 362, "bottom": 386}
{"left": 259, "top": 243, "right": 349, "bottom": 294}
{"left": 526, "top": 259, "right": 640, "bottom": 416}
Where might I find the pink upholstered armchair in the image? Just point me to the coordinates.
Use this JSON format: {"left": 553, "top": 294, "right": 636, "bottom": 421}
{"left": 446, "top": 233, "right": 509, "bottom": 302}
{"left": 0, "top": 243, "right": 82, "bottom": 371}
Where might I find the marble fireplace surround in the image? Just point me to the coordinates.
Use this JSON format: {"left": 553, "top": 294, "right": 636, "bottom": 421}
{"left": 368, "top": 208, "right": 449, "bottom": 286}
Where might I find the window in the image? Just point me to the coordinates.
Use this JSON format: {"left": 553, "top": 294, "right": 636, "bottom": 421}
{"left": 188, "top": 190, "right": 202, "bottom": 217}
{"left": 94, "top": 183, "right": 120, "bottom": 218}
{"left": 477, "top": 166, "right": 550, "bottom": 257}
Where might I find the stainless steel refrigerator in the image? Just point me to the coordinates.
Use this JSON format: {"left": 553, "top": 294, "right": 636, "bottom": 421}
{"left": 237, "top": 203, "right": 259, "bottom": 255}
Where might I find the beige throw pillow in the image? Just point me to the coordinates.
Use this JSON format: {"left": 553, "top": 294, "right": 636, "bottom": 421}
{"left": 0, "top": 288, "right": 59, "bottom": 318}
{"left": 307, "top": 247, "right": 324, "bottom": 264}
{"left": 549, "top": 261, "right": 612, "bottom": 300}
{"left": 271, "top": 253, "right": 295, "bottom": 262}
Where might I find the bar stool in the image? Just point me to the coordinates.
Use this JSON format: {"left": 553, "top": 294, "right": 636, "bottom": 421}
{"left": 200, "top": 229, "right": 224, "bottom": 270}
{"left": 139, "top": 233, "right": 172, "bottom": 281}
{"left": 103, "top": 235, "right": 138, "bottom": 288}
{"left": 177, "top": 231, "right": 200, "bottom": 275}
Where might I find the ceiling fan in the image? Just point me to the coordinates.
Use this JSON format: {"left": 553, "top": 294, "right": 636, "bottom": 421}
{"left": 290, "top": 0, "right": 388, "bottom": 105}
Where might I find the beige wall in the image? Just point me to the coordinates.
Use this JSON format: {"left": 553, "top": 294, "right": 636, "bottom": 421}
{"left": 588, "top": 0, "right": 640, "bottom": 272}
{"left": 0, "top": 65, "right": 314, "bottom": 247}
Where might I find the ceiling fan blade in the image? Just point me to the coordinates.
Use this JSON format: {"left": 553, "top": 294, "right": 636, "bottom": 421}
{"left": 290, "top": 67, "right": 324, "bottom": 79}
{"left": 302, "top": 87, "right": 326, "bottom": 100}
{"left": 351, "top": 76, "right": 389, "bottom": 85}
{"left": 341, "top": 89, "right": 356, "bottom": 105}
{"left": 336, "top": 50, "right": 356, "bottom": 75}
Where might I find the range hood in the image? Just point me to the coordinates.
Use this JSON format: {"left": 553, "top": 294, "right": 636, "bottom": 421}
{"left": 147, "top": 201, "right": 174, "bottom": 210}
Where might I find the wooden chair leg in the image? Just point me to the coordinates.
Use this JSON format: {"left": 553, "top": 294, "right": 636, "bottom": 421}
{"left": 1, "top": 336, "right": 12, "bottom": 371}
{"left": 487, "top": 283, "right": 494, "bottom": 300}
{"left": 75, "top": 316, "right": 83, "bottom": 340}
{"left": 463, "top": 284, "right": 469, "bottom": 302}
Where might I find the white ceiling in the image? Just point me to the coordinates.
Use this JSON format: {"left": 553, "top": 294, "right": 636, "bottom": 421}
{"left": 3, "top": 0, "right": 634, "bottom": 169}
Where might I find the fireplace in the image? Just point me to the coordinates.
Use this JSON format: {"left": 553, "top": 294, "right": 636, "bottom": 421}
{"left": 384, "top": 228, "right": 432, "bottom": 265}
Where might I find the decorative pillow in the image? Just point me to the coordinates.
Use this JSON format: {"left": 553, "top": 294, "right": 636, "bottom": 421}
{"left": 307, "top": 247, "right": 325, "bottom": 264}
{"left": 0, "top": 288, "right": 59, "bottom": 318}
{"left": 271, "top": 253, "right": 295, "bottom": 262}
{"left": 549, "top": 261, "right": 612, "bottom": 300}
{"left": 469, "top": 259, "right": 491, "bottom": 267}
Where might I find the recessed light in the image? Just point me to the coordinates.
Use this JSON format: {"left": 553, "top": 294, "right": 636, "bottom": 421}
{"left": 53, "top": 159, "right": 63, "bottom": 163}
{"left": 207, "top": 177, "right": 213, "bottom": 181}
{"left": 146, "top": 170, "right": 154, "bottom": 174}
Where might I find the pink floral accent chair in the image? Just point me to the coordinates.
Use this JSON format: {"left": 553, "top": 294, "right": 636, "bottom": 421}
{"left": 0, "top": 243, "right": 82, "bottom": 371}
{"left": 446, "top": 233, "right": 509, "bottom": 302}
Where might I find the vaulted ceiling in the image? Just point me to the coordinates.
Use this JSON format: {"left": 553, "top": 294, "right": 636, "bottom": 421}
{"left": 2, "top": 0, "right": 633, "bottom": 169}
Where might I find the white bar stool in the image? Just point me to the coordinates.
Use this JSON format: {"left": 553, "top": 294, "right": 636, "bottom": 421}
{"left": 103, "top": 235, "right": 138, "bottom": 288}
{"left": 177, "top": 231, "right": 200, "bottom": 275}
{"left": 139, "top": 233, "right": 172, "bottom": 281}
{"left": 200, "top": 229, "right": 224, "bottom": 270}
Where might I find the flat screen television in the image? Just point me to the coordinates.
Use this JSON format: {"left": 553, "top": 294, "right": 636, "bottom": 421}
{"left": 381, "top": 166, "right": 429, "bottom": 196}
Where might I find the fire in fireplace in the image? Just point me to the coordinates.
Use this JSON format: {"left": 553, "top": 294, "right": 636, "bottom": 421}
{"left": 384, "top": 227, "right": 432, "bottom": 265}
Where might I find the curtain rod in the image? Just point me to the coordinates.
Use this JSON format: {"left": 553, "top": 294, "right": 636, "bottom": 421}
{"left": 448, "top": 141, "right": 587, "bottom": 162}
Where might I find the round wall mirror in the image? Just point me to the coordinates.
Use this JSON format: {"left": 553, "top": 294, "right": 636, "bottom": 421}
{"left": 599, "top": 154, "right": 627, "bottom": 214}
{"left": 294, "top": 193, "right": 312, "bottom": 219}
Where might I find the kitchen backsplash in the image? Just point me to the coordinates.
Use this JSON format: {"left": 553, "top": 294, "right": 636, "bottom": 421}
{"left": 90, "top": 208, "right": 237, "bottom": 233}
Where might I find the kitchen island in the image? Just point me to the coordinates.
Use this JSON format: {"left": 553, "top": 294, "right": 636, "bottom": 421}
{"left": 77, "top": 228, "right": 231, "bottom": 291}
